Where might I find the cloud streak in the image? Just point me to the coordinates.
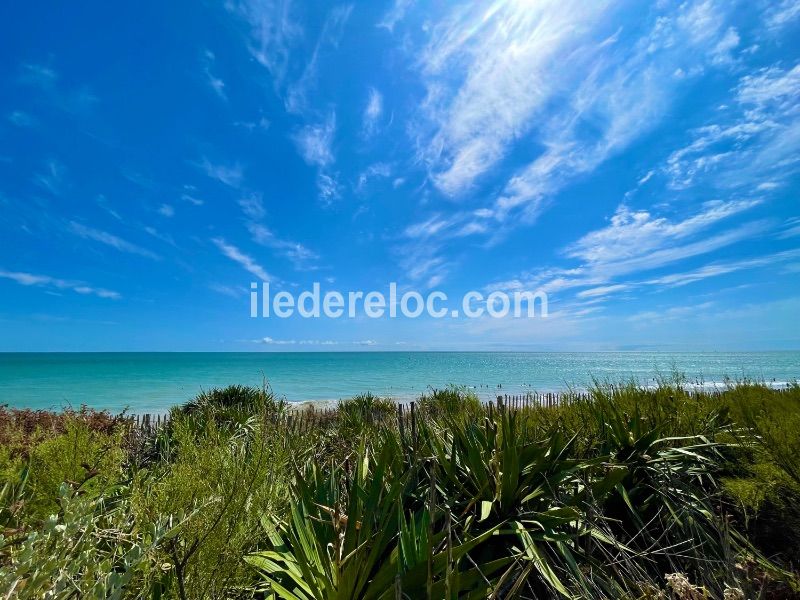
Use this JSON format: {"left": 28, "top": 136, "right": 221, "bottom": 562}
{"left": 197, "top": 157, "right": 244, "bottom": 188}
{"left": 488, "top": 198, "right": 768, "bottom": 302}
{"left": 0, "top": 269, "right": 120, "bottom": 299}
{"left": 69, "top": 222, "right": 160, "bottom": 260}
{"left": 212, "top": 238, "right": 271, "bottom": 281}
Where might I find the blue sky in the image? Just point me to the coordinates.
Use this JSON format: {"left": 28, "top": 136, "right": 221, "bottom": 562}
{"left": 1, "top": 0, "right": 799, "bottom": 351}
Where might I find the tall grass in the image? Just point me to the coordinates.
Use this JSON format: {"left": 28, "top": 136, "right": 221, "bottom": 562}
{"left": 1, "top": 381, "right": 798, "bottom": 598}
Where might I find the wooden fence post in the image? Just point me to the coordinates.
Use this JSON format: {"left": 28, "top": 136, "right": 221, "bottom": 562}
{"left": 410, "top": 402, "right": 417, "bottom": 450}
{"left": 397, "top": 404, "right": 405, "bottom": 445}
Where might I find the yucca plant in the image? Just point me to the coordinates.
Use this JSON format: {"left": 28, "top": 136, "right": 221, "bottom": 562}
{"left": 585, "top": 395, "right": 750, "bottom": 593}
{"left": 422, "top": 406, "right": 636, "bottom": 597}
{"left": 247, "top": 436, "right": 510, "bottom": 599}
{"left": 337, "top": 393, "right": 396, "bottom": 431}
{"left": 417, "top": 387, "right": 482, "bottom": 420}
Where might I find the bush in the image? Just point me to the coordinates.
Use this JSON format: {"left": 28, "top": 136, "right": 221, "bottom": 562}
{"left": 337, "top": 392, "right": 396, "bottom": 427}
{"left": 0, "top": 405, "right": 123, "bottom": 460}
{"left": 25, "top": 421, "right": 125, "bottom": 522}
{"left": 131, "top": 410, "right": 296, "bottom": 599}
{"left": 0, "top": 483, "right": 173, "bottom": 599}
{"left": 417, "top": 386, "right": 482, "bottom": 418}
{"left": 176, "top": 385, "right": 286, "bottom": 435}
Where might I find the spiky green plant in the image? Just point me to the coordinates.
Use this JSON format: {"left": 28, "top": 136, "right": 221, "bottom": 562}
{"left": 247, "top": 437, "right": 510, "bottom": 599}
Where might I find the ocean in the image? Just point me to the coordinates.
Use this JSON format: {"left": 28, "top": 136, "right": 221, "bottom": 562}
{"left": 0, "top": 351, "right": 797, "bottom": 414}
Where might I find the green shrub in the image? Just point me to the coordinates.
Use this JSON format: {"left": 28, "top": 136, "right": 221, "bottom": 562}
{"left": 131, "top": 411, "right": 297, "bottom": 599}
{"left": 25, "top": 421, "right": 125, "bottom": 522}
{"left": 174, "top": 385, "right": 287, "bottom": 445}
{"left": 181, "top": 384, "right": 279, "bottom": 413}
{"left": 337, "top": 392, "right": 396, "bottom": 427}
{"left": 0, "top": 483, "right": 174, "bottom": 599}
{"left": 418, "top": 386, "right": 481, "bottom": 418}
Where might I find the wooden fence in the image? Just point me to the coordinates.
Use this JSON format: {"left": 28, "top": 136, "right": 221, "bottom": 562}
{"left": 127, "top": 391, "right": 590, "bottom": 433}
{"left": 127, "top": 387, "right": 793, "bottom": 433}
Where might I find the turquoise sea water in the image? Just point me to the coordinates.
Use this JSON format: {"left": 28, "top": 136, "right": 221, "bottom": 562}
{"left": 0, "top": 352, "right": 797, "bottom": 413}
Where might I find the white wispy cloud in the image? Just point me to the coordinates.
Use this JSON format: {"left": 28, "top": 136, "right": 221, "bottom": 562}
{"left": 377, "top": 0, "right": 414, "bottom": 31}
{"left": 202, "top": 50, "right": 227, "bottom": 100}
{"left": 488, "top": 198, "right": 766, "bottom": 299}
{"left": 292, "top": 113, "right": 336, "bottom": 167}
{"left": 7, "top": 110, "right": 37, "bottom": 128}
{"left": 96, "top": 195, "right": 122, "bottom": 221}
{"left": 356, "top": 162, "right": 392, "bottom": 192}
{"left": 182, "top": 186, "right": 205, "bottom": 206}
{"left": 576, "top": 284, "right": 632, "bottom": 299}
{"left": 486, "top": 1, "right": 742, "bottom": 224}
{"left": 69, "top": 221, "right": 160, "bottom": 260}
{"left": 778, "top": 217, "right": 800, "bottom": 239}
{"left": 19, "top": 62, "right": 98, "bottom": 114}
{"left": 157, "top": 204, "right": 175, "bottom": 217}
{"left": 317, "top": 173, "right": 342, "bottom": 204}
{"left": 209, "top": 283, "right": 244, "bottom": 298}
{"left": 395, "top": 208, "right": 494, "bottom": 285}
{"left": 239, "top": 193, "right": 267, "bottom": 220}
{"left": 226, "top": 0, "right": 302, "bottom": 85}
{"left": 362, "top": 87, "right": 383, "bottom": 138}
{"left": 234, "top": 116, "right": 271, "bottom": 132}
{"left": 665, "top": 62, "right": 800, "bottom": 190}
{"left": 408, "top": 0, "right": 742, "bottom": 245}
{"left": 710, "top": 27, "right": 740, "bottom": 65}
{"left": 284, "top": 4, "right": 353, "bottom": 114}
{"left": 565, "top": 199, "right": 762, "bottom": 266}
{"left": 197, "top": 157, "right": 244, "bottom": 188}
{"left": 228, "top": 2, "right": 349, "bottom": 205}
{"left": 394, "top": 238, "right": 452, "bottom": 288}
{"left": 256, "top": 337, "right": 377, "bottom": 346}
{"left": 0, "top": 269, "right": 120, "bottom": 299}
{"left": 247, "top": 223, "right": 318, "bottom": 269}
{"left": 237, "top": 191, "right": 318, "bottom": 269}
{"left": 33, "top": 159, "right": 66, "bottom": 195}
{"left": 763, "top": 0, "right": 800, "bottom": 30}
{"left": 628, "top": 301, "right": 716, "bottom": 323}
{"left": 143, "top": 226, "right": 176, "bottom": 246}
{"left": 19, "top": 63, "right": 57, "bottom": 88}
{"left": 416, "top": 0, "right": 613, "bottom": 197}
{"left": 645, "top": 249, "right": 800, "bottom": 287}
{"left": 229, "top": 0, "right": 352, "bottom": 116}
{"left": 292, "top": 113, "right": 341, "bottom": 202}
{"left": 212, "top": 237, "right": 271, "bottom": 281}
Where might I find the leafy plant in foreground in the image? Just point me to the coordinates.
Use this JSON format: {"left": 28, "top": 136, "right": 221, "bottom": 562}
{"left": 247, "top": 439, "right": 509, "bottom": 599}
{"left": 0, "top": 483, "right": 177, "bottom": 599}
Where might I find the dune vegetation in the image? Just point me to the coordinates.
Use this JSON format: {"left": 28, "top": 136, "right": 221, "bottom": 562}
{"left": 1, "top": 379, "right": 799, "bottom": 599}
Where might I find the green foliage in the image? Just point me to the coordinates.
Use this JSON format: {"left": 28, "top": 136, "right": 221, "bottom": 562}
{"left": 2, "top": 380, "right": 800, "bottom": 598}
{"left": 337, "top": 392, "right": 396, "bottom": 429}
{"left": 131, "top": 408, "right": 298, "bottom": 599}
{"left": 247, "top": 440, "right": 508, "bottom": 599}
{"left": 0, "top": 462, "right": 29, "bottom": 534}
{"left": 0, "top": 483, "right": 175, "bottom": 599}
{"left": 418, "top": 386, "right": 482, "bottom": 419}
{"left": 728, "top": 382, "right": 800, "bottom": 486}
{"left": 25, "top": 421, "right": 125, "bottom": 522}
{"left": 178, "top": 384, "right": 287, "bottom": 430}
{"left": 249, "top": 392, "right": 790, "bottom": 599}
